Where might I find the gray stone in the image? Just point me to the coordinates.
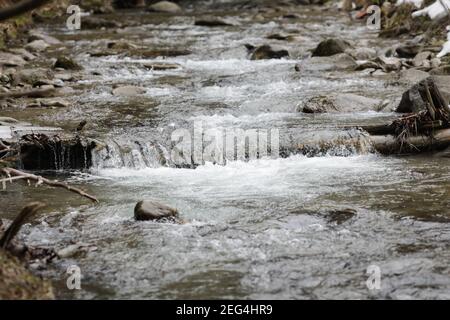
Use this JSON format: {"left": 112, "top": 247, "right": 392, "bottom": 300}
{"left": 112, "top": 85, "right": 146, "bottom": 96}
{"left": 148, "top": 1, "right": 182, "bottom": 13}
{"left": 134, "top": 200, "right": 179, "bottom": 221}
{"left": 413, "top": 51, "right": 432, "bottom": 67}
{"left": 305, "top": 53, "right": 357, "bottom": 71}
{"left": 299, "top": 93, "right": 384, "bottom": 113}
{"left": 249, "top": 45, "right": 289, "bottom": 60}
{"left": 53, "top": 56, "right": 83, "bottom": 70}
{"left": 349, "top": 47, "right": 377, "bottom": 60}
{"left": 28, "top": 31, "right": 61, "bottom": 45}
{"left": 0, "top": 52, "right": 26, "bottom": 67}
{"left": 25, "top": 40, "right": 49, "bottom": 52}
{"left": 312, "top": 38, "right": 351, "bottom": 57}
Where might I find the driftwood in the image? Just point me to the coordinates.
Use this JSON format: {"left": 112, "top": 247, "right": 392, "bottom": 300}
{"left": 0, "top": 167, "right": 98, "bottom": 202}
{"left": 0, "top": 202, "right": 45, "bottom": 250}
{"left": 366, "top": 77, "right": 450, "bottom": 154}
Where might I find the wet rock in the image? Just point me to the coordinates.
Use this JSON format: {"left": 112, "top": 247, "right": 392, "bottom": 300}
{"left": 130, "top": 48, "right": 192, "bottom": 58}
{"left": 249, "top": 45, "right": 289, "bottom": 60}
{"left": 398, "top": 69, "right": 430, "bottom": 86}
{"left": 53, "top": 56, "right": 83, "bottom": 71}
{"left": 134, "top": 200, "right": 179, "bottom": 221}
{"left": 25, "top": 40, "right": 49, "bottom": 53}
{"left": 82, "top": 17, "right": 121, "bottom": 29}
{"left": 38, "top": 98, "right": 70, "bottom": 108}
{"left": 396, "top": 44, "right": 420, "bottom": 58}
{"left": 28, "top": 31, "right": 61, "bottom": 45}
{"left": 395, "top": 77, "right": 449, "bottom": 113}
{"left": 375, "top": 55, "right": 402, "bottom": 72}
{"left": 107, "top": 40, "right": 138, "bottom": 50}
{"left": 266, "top": 33, "right": 295, "bottom": 41}
{"left": 143, "top": 62, "right": 181, "bottom": 70}
{"left": 306, "top": 53, "right": 357, "bottom": 71}
{"left": 413, "top": 51, "right": 432, "bottom": 67}
{"left": 0, "top": 52, "right": 26, "bottom": 67}
{"left": 430, "top": 65, "right": 450, "bottom": 75}
{"left": 326, "top": 208, "right": 357, "bottom": 225}
{"left": 299, "top": 93, "right": 384, "bottom": 113}
{"left": 8, "top": 48, "right": 35, "bottom": 61}
{"left": 13, "top": 68, "right": 54, "bottom": 87}
{"left": 195, "top": 17, "right": 233, "bottom": 27}
{"left": 148, "top": 1, "right": 182, "bottom": 13}
{"left": 312, "top": 38, "right": 351, "bottom": 57}
{"left": 349, "top": 47, "right": 377, "bottom": 60}
{"left": 112, "top": 85, "right": 146, "bottom": 96}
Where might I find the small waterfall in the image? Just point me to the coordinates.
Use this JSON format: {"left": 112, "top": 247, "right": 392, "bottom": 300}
{"left": 89, "top": 129, "right": 375, "bottom": 170}
{"left": 91, "top": 138, "right": 171, "bottom": 169}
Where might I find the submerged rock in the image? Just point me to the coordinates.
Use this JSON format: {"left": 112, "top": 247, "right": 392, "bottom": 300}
{"left": 299, "top": 93, "right": 384, "bottom": 113}
{"left": 143, "top": 62, "right": 181, "bottom": 70}
{"left": 312, "top": 38, "right": 351, "bottom": 57}
{"left": 53, "top": 56, "right": 83, "bottom": 71}
{"left": 148, "top": 1, "right": 182, "bottom": 13}
{"left": 134, "top": 200, "right": 179, "bottom": 221}
{"left": 112, "top": 85, "right": 146, "bottom": 96}
{"left": 249, "top": 45, "right": 289, "bottom": 60}
{"left": 195, "top": 17, "right": 233, "bottom": 27}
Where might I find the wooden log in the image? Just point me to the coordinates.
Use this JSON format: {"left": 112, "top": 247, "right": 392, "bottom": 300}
{"left": 370, "top": 129, "right": 450, "bottom": 154}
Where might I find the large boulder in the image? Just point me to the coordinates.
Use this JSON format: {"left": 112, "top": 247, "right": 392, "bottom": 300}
{"left": 396, "top": 77, "right": 450, "bottom": 113}
{"left": 299, "top": 93, "right": 384, "bottom": 113}
{"left": 312, "top": 38, "right": 351, "bottom": 57}
{"left": 148, "top": 1, "right": 182, "bottom": 13}
{"left": 249, "top": 45, "right": 289, "bottom": 60}
{"left": 134, "top": 200, "right": 179, "bottom": 221}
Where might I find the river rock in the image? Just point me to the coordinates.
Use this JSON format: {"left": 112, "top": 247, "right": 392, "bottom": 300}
{"left": 395, "top": 77, "right": 450, "bottom": 113}
{"left": 349, "top": 47, "right": 377, "bottom": 60}
{"left": 312, "top": 38, "right": 351, "bottom": 57}
{"left": 305, "top": 53, "right": 357, "bottom": 71}
{"left": 148, "top": 1, "right": 182, "bottom": 13}
{"left": 143, "top": 62, "right": 181, "bottom": 70}
{"left": 134, "top": 200, "right": 179, "bottom": 221}
{"left": 396, "top": 44, "right": 420, "bottom": 58}
{"left": 38, "top": 98, "right": 70, "bottom": 108}
{"left": 250, "top": 45, "right": 289, "bottom": 60}
{"left": 195, "top": 17, "right": 233, "bottom": 27}
{"left": 0, "top": 52, "right": 26, "bottom": 67}
{"left": 430, "top": 65, "right": 450, "bottom": 75}
{"left": 83, "top": 17, "right": 121, "bottom": 29}
{"left": 25, "top": 40, "right": 49, "bottom": 52}
{"left": 13, "top": 68, "right": 54, "bottom": 86}
{"left": 398, "top": 69, "right": 430, "bottom": 86}
{"left": 113, "top": 85, "right": 146, "bottom": 96}
{"left": 413, "top": 51, "right": 432, "bottom": 67}
{"left": 8, "top": 48, "right": 35, "bottom": 61}
{"left": 299, "top": 93, "right": 384, "bottom": 113}
{"left": 28, "top": 31, "right": 61, "bottom": 45}
{"left": 53, "top": 56, "right": 83, "bottom": 70}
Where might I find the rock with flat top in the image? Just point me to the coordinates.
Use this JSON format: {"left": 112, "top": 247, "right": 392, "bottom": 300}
{"left": 113, "top": 85, "right": 146, "bottom": 96}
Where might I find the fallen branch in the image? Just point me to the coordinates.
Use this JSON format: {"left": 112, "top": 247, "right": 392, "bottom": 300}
{"left": 0, "top": 202, "right": 45, "bottom": 250}
{"left": 0, "top": 167, "right": 98, "bottom": 203}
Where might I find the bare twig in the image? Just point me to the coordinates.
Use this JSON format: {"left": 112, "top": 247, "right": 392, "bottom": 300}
{"left": 0, "top": 202, "right": 45, "bottom": 249}
{"left": 0, "top": 168, "right": 98, "bottom": 203}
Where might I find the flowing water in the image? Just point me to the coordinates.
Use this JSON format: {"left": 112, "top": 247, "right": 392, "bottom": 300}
{"left": 2, "top": 3, "right": 450, "bottom": 299}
